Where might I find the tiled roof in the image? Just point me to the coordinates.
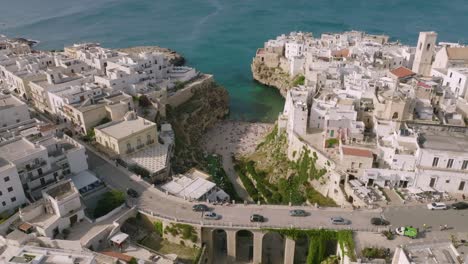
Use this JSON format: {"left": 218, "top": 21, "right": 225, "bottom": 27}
{"left": 342, "top": 147, "right": 373, "bottom": 158}
{"left": 390, "top": 66, "right": 415, "bottom": 79}
{"left": 99, "top": 251, "right": 133, "bottom": 262}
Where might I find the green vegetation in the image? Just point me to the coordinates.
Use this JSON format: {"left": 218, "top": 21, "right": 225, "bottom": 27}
{"left": 237, "top": 127, "right": 334, "bottom": 206}
{"left": 164, "top": 223, "right": 198, "bottom": 243}
{"left": 381, "top": 230, "right": 394, "bottom": 240}
{"left": 129, "top": 258, "right": 138, "bottom": 264}
{"left": 128, "top": 164, "right": 151, "bottom": 178}
{"left": 174, "top": 81, "right": 188, "bottom": 91}
{"left": 325, "top": 138, "right": 339, "bottom": 148}
{"left": 82, "top": 129, "right": 95, "bottom": 142}
{"left": 265, "top": 228, "right": 356, "bottom": 263}
{"left": 93, "top": 190, "right": 126, "bottom": 218}
{"left": 138, "top": 95, "right": 152, "bottom": 108}
{"left": 293, "top": 75, "right": 305, "bottom": 86}
{"left": 153, "top": 221, "right": 163, "bottom": 236}
{"left": 0, "top": 210, "right": 17, "bottom": 224}
{"left": 193, "top": 245, "right": 205, "bottom": 264}
{"left": 139, "top": 233, "right": 198, "bottom": 263}
{"left": 361, "top": 247, "right": 390, "bottom": 259}
{"left": 205, "top": 154, "right": 241, "bottom": 201}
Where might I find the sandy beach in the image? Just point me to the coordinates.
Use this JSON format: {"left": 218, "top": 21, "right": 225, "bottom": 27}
{"left": 201, "top": 120, "right": 273, "bottom": 201}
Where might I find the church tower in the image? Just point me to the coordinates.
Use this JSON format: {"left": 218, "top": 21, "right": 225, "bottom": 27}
{"left": 412, "top": 31, "right": 437, "bottom": 76}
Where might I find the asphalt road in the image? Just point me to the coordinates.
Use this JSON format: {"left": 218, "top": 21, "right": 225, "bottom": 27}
{"left": 86, "top": 150, "right": 468, "bottom": 232}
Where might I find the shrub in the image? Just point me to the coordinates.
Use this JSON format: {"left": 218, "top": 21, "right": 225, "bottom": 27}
{"left": 361, "top": 247, "right": 390, "bottom": 259}
{"left": 128, "top": 165, "right": 150, "bottom": 178}
{"left": 293, "top": 75, "right": 305, "bottom": 86}
{"left": 93, "top": 190, "right": 126, "bottom": 218}
{"left": 153, "top": 221, "right": 163, "bottom": 236}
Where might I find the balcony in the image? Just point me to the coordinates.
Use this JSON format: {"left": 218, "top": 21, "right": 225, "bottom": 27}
{"left": 147, "top": 139, "right": 155, "bottom": 145}
{"left": 136, "top": 144, "right": 145, "bottom": 150}
{"left": 24, "top": 160, "right": 47, "bottom": 171}
{"left": 126, "top": 148, "right": 135, "bottom": 154}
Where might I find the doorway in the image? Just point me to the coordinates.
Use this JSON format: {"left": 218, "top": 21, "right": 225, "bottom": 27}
{"left": 429, "top": 178, "right": 436, "bottom": 188}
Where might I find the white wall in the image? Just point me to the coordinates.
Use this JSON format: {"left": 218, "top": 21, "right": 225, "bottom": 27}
{"left": 0, "top": 96, "right": 30, "bottom": 128}
{"left": 0, "top": 164, "right": 28, "bottom": 212}
{"left": 443, "top": 68, "right": 468, "bottom": 98}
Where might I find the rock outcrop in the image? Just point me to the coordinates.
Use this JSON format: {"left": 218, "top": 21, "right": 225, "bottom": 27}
{"left": 118, "top": 46, "right": 185, "bottom": 66}
{"left": 251, "top": 58, "right": 292, "bottom": 97}
{"left": 167, "top": 79, "right": 229, "bottom": 172}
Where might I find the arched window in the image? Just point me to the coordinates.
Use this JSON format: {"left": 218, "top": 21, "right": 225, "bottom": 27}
{"left": 392, "top": 112, "right": 399, "bottom": 119}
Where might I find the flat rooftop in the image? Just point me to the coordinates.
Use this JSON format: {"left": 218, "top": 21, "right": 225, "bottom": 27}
{"left": 45, "top": 180, "right": 77, "bottom": 200}
{"left": 97, "top": 116, "right": 155, "bottom": 140}
{"left": 420, "top": 133, "right": 468, "bottom": 152}
{"left": 395, "top": 241, "right": 461, "bottom": 264}
{"left": 0, "top": 138, "right": 44, "bottom": 162}
{"left": 161, "top": 175, "right": 215, "bottom": 200}
{"left": 0, "top": 94, "right": 24, "bottom": 110}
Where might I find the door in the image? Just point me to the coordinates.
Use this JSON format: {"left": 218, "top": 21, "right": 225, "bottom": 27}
{"left": 367, "top": 179, "right": 374, "bottom": 186}
{"left": 459, "top": 181, "right": 466, "bottom": 191}
{"left": 69, "top": 214, "right": 78, "bottom": 226}
{"left": 429, "top": 178, "right": 436, "bottom": 188}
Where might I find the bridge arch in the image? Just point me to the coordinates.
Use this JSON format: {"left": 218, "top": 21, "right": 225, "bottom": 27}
{"left": 211, "top": 229, "right": 227, "bottom": 261}
{"left": 294, "top": 234, "right": 310, "bottom": 264}
{"left": 236, "top": 229, "right": 254, "bottom": 262}
{"left": 262, "top": 231, "right": 285, "bottom": 264}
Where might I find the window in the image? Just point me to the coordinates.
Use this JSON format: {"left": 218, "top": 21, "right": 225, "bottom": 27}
{"left": 447, "top": 159, "right": 454, "bottom": 169}
{"left": 1, "top": 201, "right": 5, "bottom": 206}
{"left": 432, "top": 157, "right": 439, "bottom": 167}
{"left": 0, "top": 191, "right": 2, "bottom": 196}
{"left": 38, "top": 168, "right": 43, "bottom": 175}
{"left": 358, "top": 163, "right": 363, "bottom": 168}
{"left": 11, "top": 197, "right": 16, "bottom": 202}
{"left": 7, "top": 187, "right": 13, "bottom": 192}
{"left": 450, "top": 72, "right": 453, "bottom": 77}
{"left": 426, "top": 43, "right": 431, "bottom": 51}
{"left": 459, "top": 78, "right": 462, "bottom": 84}
{"left": 419, "top": 42, "right": 422, "bottom": 50}
{"left": 462, "top": 160, "right": 468, "bottom": 170}
{"left": 53, "top": 172, "right": 58, "bottom": 177}
{"left": 446, "top": 180, "right": 450, "bottom": 183}
{"left": 4, "top": 176, "right": 10, "bottom": 182}
{"left": 16, "top": 119, "right": 20, "bottom": 123}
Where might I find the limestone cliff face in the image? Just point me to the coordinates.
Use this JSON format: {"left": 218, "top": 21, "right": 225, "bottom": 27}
{"left": 251, "top": 58, "right": 292, "bottom": 98}
{"left": 117, "top": 46, "right": 185, "bottom": 66}
{"left": 167, "top": 79, "right": 229, "bottom": 172}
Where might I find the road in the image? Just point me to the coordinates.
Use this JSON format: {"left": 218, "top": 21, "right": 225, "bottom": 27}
{"left": 86, "top": 150, "right": 468, "bottom": 231}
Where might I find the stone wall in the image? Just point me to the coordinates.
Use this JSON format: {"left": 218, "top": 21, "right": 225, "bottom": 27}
{"left": 166, "top": 74, "right": 213, "bottom": 108}
{"left": 251, "top": 57, "right": 293, "bottom": 97}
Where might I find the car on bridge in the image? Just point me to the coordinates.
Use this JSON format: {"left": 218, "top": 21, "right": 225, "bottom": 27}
{"left": 427, "top": 202, "right": 447, "bottom": 210}
{"left": 250, "top": 214, "right": 265, "bottom": 223}
{"left": 395, "top": 226, "right": 418, "bottom": 239}
{"left": 371, "top": 217, "right": 390, "bottom": 226}
{"left": 203, "top": 212, "right": 221, "bottom": 220}
{"left": 289, "top": 209, "right": 308, "bottom": 217}
{"left": 452, "top": 201, "right": 468, "bottom": 210}
{"left": 330, "top": 217, "right": 350, "bottom": 225}
{"left": 192, "top": 204, "right": 209, "bottom": 212}
{"left": 126, "top": 188, "right": 139, "bottom": 198}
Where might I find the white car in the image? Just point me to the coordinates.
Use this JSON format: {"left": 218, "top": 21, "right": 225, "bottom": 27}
{"left": 203, "top": 212, "right": 221, "bottom": 220}
{"left": 427, "top": 202, "right": 447, "bottom": 210}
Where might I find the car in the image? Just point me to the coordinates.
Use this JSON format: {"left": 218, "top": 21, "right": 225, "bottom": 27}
{"left": 250, "top": 214, "right": 265, "bottom": 222}
{"left": 395, "top": 226, "right": 418, "bottom": 239}
{"left": 370, "top": 217, "right": 390, "bottom": 226}
{"left": 426, "top": 202, "right": 447, "bottom": 210}
{"left": 289, "top": 209, "right": 308, "bottom": 217}
{"left": 203, "top": 212, "right": 221, "bottom": 220}
{"left": 452, "top": 201, "right": 468, "bottom": 210}
{"left": 330, "top": 217, "right": 350, "bottom": 225}
{"left": 126, "top": 188, "right": 139, "bottom": 198}
{"left": 192, "top": 204, "right": 209, "bottom": 212}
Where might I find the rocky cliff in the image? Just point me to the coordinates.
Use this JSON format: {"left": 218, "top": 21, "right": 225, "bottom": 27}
{"left": 118, "top": 46, "right": 185, "bottom": 66}
{"left": 251, "top": 58, "right": 293, "bottom": 97}
{"left": 167, "top": 79, "right": 229, "bottom": 173}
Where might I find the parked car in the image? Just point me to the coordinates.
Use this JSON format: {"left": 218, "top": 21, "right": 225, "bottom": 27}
{"left": 395, "top": 226, "right": 418, "bottom": 239}
{"left": 250, "top": 214, "right": 265, "bottom": 222}
{"left": 330, "top": 217, "right": 350, "bottom": 225}
{"left": 289, "top": 209, "right": 308, "bottom": 217}
{"left": 203, "top": 212, "right": 221, "bottom": 220}
{"left": 371, "top": 217, "right": 390, "bottom": 226}
{"left": 426, "top": 202, "right": 447, "bottom": 210}
{"left": 452, "top": 201, "right": 468, "bottom": 210}
{"left": 192, "top": 204, "right": 209, "bottom": 212}
{"left": 126, "top": 188, "right": 139, "bottom": 198}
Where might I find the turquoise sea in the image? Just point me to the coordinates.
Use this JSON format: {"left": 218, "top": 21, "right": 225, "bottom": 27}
{"left": 1, "top": 0, "right": 467, "bottom": 122}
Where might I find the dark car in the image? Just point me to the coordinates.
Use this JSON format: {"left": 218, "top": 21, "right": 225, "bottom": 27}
{"left": 452, "top": 201, "right": 468, "bottom": 210}
{"left": 126, "top": 188, "right": 139, "bottom": 198}
{"left": 192, "top": 204, "right": 209, "bottom": 212}
{"left": 371, "top": 217, "right": 390, "bottom": 226}
{"left": 250, "top": 214, "right": 265, "bottom": 222}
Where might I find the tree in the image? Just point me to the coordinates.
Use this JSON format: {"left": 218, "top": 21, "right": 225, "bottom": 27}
{"left": 128, "top": 257, "right": 138, "bottom": 264}
{"left": 93, "top": 190, "right": 126, "bottom": 218}
{"left": 138, "top": 95, "right": 151, "bottom": 108}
